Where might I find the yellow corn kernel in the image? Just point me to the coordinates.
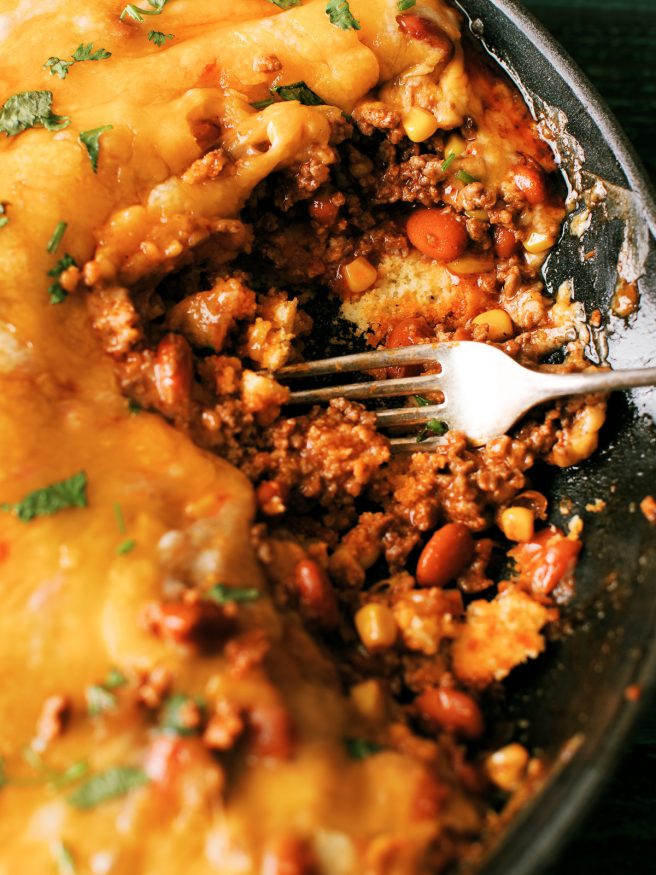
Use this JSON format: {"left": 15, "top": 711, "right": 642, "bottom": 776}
{"left": 355, "top": 603, "right": 398, "bottom": 652}
{"left": 350, "top": 679, "right": 386, "bottom": 722}
{"left": 403, "top": 107, "right": 439, "bottom": 143}
{"left": 444, "top": 132, "right": 467, "bottom": 157}
{"left": 447, "top": 254, "right": 494, "bottom": 275}
{"left": 342, "top": 256, "right": 378, "bottom": 295}
{"left": 523, "top": 231, "right": 554, "bottom": 254}
{"left": 471, "top": 308, "right": 514, "bottom": 341}
{"left": 499, "top": 506, "right": 535, "bottom": 542}
{"left": 485, "top": 743, "right": 530, "bottom": 792}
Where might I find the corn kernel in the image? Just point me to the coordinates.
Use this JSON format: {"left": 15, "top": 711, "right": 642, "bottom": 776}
{"left": 444, "top": 132, "right": 467, "bottom": 157}
{"left": 485, "top": 743, "right": 529, "bottom": 792}
{"left": 499, "top": 506, "right": 535, "bottom": 542}
{"left": 446, "top": 254, "right": 494, "bottom": 275}
{"left": 403, "top": 106, "right": 439, "bottom": 143}
{"left": 355, "top": 603, "right": 397, "bottom": 652}
{"left": 471, "top": 308, "right": 514, "bottom": 341}
{"left": 523, "top": 231, "right": 554, "bottom": 254}
{"left": 350, "top": 679, "right": 386, "bottom": 722}
{"left": 342, "top": 256, "right": 378, "bottom": 295}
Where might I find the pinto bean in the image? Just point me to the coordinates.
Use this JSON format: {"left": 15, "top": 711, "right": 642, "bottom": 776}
{"left": 416, "top": 687, "right": 484, "bottom": 739}
{"left": 513, "top": 163, "right": 547, "bottom": 205}
{"left": 493, "top": 225, "right": 518, "bottom": 258}
{"left": 416, "top": 523, "right": 475, "bottom": 588}
{"left": 154, "top": 333, "right": 193, "bottom": 411}
{"left": 293, "top": 559, "right": 339, "bottom": 628}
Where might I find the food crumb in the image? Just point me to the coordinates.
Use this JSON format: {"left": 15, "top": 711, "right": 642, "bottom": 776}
{"left": 640, "top": 495, "right": 656, "bottom": 524}
{"left": 567, "top": 515, "right": 584, "bottom": 538}
{"left": 585, "top": 498, "right": 606, "bottom": 513}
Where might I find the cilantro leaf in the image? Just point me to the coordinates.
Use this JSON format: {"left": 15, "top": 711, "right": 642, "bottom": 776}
{"left": 72, "top": 43, "right": 112, "bottom": 63}
{"left": 344, "top": 738, "right": 382, "bottom": 759}
{"left": 128, "top": 398, "right": 142, "bottom": 415}
{"left": 0, "top": 757, "right": 7, "bottom": 788}
{"left": 45, "top": 44, "right": 111, "bottom": 80}
{"left": 46, "top": 220, "right": 67, "bottom": 254}
{"left": 67, "top": 766, "right": 149, "bottom": 809}
{"left": 47, "top": 253, "right": 77, "bottom": 304}
{"left": 105, "top": 667, "right": 128, "bottom": 689}
{"left": 86, "top": 684, "right": 117, "bottom": 717}
{"left": 417, "top": 419, "right": 449, "bottom": 443}
{"left": 266, "top": 0, "right": 302, "bottom": 7}
{"left": 79, "top": 125, "right": 113, "bottom": 172}
{"left": 414, "top": 395, "right": 431, "bottom": 407}
{"left": 1, "top": 471, "right": 88, "bottom": 522}
{"left": 44, "top": 58, "right": 73, "bottom": 79}
{"left": 0, "top": 91, "right": 70, "bottom": 137}
{"left": 251, "top": 98, "right": 275, "bottom": 110}
{"left": 271, "top": 81, "right": 324, "bottom": 106}
{"left": 147, "top": 30, "right": 174, "bottom": 46}
{"left": 397, "top": 0, "right": 416, "bottom": 9}
{"left": 113, "top": 502, "right": 127, "bottom": 535}
{"left": 160, "top": 694, "right": 205, "bottom": 736}
{"left": 325, "top": 0, "right": 360, "bottom": 30}
{"left": 0, "top": 203, "right": 8, "bottom": 229}
{"left": 52, "top": 842, "right": 76, "bottom": 875}
{"left": 116, "top": 538, "right": 136, "bottom": 555}
{"left": 120, "top": 0, "right": 169, "bottom": 22}
{"left": 206, "top": 584, "right": 260, "bottom": 605}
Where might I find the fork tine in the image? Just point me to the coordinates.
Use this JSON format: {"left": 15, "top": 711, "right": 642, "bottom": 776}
{"left": 286, "top": 372, "right": 442, "bottom": 405}
{"left": 390, "top": 435, "right": 449, "bottom": 453}
{"left": 376, "top": 404, "right": 446, "bottom": 428}
{"left": 278, "top": 343, "right": 443, "bottom": 379}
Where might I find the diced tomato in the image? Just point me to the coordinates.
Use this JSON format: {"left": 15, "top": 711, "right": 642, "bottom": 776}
{"left": 510, "top": 527, "right": 582, "bottom": 597}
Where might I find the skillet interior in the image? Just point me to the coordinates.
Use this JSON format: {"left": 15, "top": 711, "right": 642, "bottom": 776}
{"left": 453, "top": 1, "right": 656, "bottom": 873}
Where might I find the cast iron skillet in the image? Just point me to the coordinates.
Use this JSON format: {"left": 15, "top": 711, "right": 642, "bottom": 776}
{"left": 450, "top": 1, "right": 656, "bottom": 873}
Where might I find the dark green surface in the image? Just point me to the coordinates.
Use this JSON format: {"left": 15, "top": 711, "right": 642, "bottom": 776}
{"left": 520, "top": 2, "right": 656, "bottom": 871}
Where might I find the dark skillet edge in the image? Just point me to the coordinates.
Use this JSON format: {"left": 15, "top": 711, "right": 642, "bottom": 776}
{"left": 448, "top": 2, "right": 656, "bottom": 874}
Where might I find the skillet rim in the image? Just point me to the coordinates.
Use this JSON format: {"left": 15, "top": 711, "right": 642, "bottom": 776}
{"left": 452, "top": 1, "right": 656, "bottom": 873}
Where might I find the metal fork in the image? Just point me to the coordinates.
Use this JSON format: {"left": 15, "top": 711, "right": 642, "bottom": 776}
{"left": 278, "top": 341, "right": 656, "bottom": 449}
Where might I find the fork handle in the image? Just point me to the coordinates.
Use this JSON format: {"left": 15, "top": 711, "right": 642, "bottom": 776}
{"left": 532, "top": 366, "right": 656, "bottom": 403}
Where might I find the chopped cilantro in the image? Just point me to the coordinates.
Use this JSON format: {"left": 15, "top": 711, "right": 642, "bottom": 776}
{"left": 44, "top": 43, "right": 111, "bottom": 80}
{"left": 120, "top": 0, "right": 169, "bottom": 22}
{"left": 441, "top": 152, "right": 457, "bottom": 173}
{"left": 271, "top": 81, "right": 324, "bottom": 106}
{"left": 397, "top": 0, "right": 416, "bottom": 9}
{"left": 206, "top": 584, "right": 260, "bottom": 605}
{"left": 160, "top": 694, "right": 205, "bottom": 736}
{"left": 47, "top": 253, "right": 77, "bottom": 304}
{"left": 0, "top": 91, "right": 70, "bottom": 137}
{"left": 326, "top": 0, "right": 360, "bottom": 29}
{"left": 0, "top": 203, "right": 8, "bottom": 229}
{"left": 417, "top": 419, "right": 449, "bottom": 443}
{"left": 1, "top": 471, "right": 88, "bottom": 522}
{"left": 251, "top": 98, "right": 275, "bottom": 110}
{"left": 414, "top": 395, "right": 431, "bottom": 407}
{"left": 344, "top": 738, "right": 382, "bottom": 759}
{"left": 148, "top": 30, "right": 174, "bottom": 46}
{"left": 79, "top": 125, "right": 113, "bottom": 173}
{"left": 113, "top": 502, "right": 127, "bottom": 535}
{"left": 116, "top": 538, "right": 136, "bottom": 555}
{"left": 266, "top": 0, "right": 302, "bottom": 7}
{"left": 128, "top": 398, "right": 142, "bottom": 415}
{"left": 68, "top": 766, "right": 149, "bottom": 809}
{"left": 52, "top": 842, "right": 76, "bottom": 875}
{"left": 105, "top": 668, "right": 128, "bottom": 689}
{"left": 0, "top": 757, "right": 7, "bottom": 788}
{"left": 86, "top": 684, "right": 116, "bottom": 717}
{"left": 46, "top": 221, "right": 67, "bottom": 254}
{"left": 455, "top": 169, "right": 478, "bottom": 185}
{"left": 22, "top": 747, "right": 89, "bottom": 789}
